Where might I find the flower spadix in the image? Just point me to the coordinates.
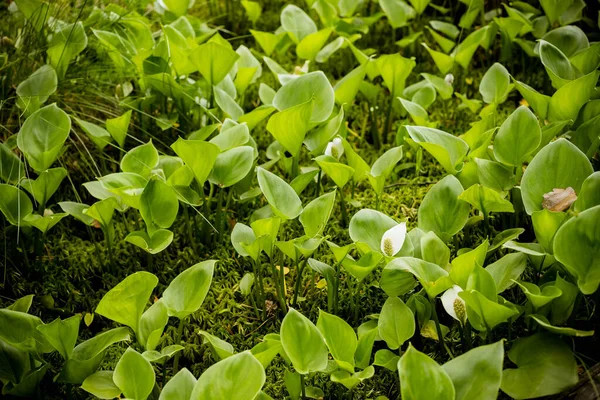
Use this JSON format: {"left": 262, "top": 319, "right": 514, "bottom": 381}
{"left": 325, "top": 137, "right": 344, "bottom": 160}
{"left": 441, "top": 285, "right": 467, "bottom": 325}
{"left": 380, "top": 222, "right": 407, "bottom": 257}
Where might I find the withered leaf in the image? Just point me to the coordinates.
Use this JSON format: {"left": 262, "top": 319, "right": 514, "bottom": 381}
{"left": 542, "top": 187, "right": 577, "bottom": 212}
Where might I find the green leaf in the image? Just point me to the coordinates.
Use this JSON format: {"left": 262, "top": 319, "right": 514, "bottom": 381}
{"left": 47, "top": 22, "right": 87, "bottom": 78}
{"left": 95, "top": 271, "right": 158, "bottom": 336}
{"left": 575, "top": 172, "right": 600, "bottom": 212}
{"left": 398, "top": 345, "right": 455, "bottom": 400}
{"left": 120, "top": 141, "right": 159, "bottom": 178}
{"left": 554, "top": 205, "right": 600, "bottom": 294}
{"left": 16, "top": 65, "right": 57, "bottom": 115}
{"left": 171, "top": 138, "right": 220, "bottom": 186}
{"left": 474, "top": 158, "right": 514, "bottom": 192}
{"left": 191, "top": 351, "right": 266, "bottom": 399}
{"left": 317, "top": 310, "right": 357, "bottom": 373}
{"left": 159, "top": 368, "right": 196, "bottom": 400}
{"left": 539, "top": 40, "right": 580, "bottom": 89}
{"left": 388, "top": 257, "right": 452, "bottom": 298}
{"left": 374, "top": 349, "right": 400, "bottom": 371}
{"left": 162, "top": 0, "right": 192, "bottom": 15}
{"left": 300, "top": 191, "right": 336, "bottom": 237}
{"left": 140, "top": 178, "right": 179, "bottom": 233}
{"left": 17, "top": 103, "right": 70, "bottom": 172}
{"left": 36, "top": 315, "right": 80, "bottom": 360}
{"left": 210, "top": 122, "right": 250, "bottom": 151}
{"left": 142, "top": 345, "right": 183, "bottom": 363}
{"left": 331, "top": 366, "right": 375, "bottom": 390}
{"left": 114, "top": 347, "right": 155, "bottom": 400}
{"left": 81, "top": 371, "right": 121, "bottom": 400}
{"left": 200, "top": 331, "right": 235, "bottom": 360}
{"left": 493, "top": 106, "right": 541, "bottom": 166}
{"left": 138, "top": 300, "right": 168, "bottom": 351}
{"left": 427, "top": 27, "right": 455, "bottom": 53}
{"left": 548, "top": 70, "right": 600, "bottom": 122}
{"left": 529, "top": 314, "right": 594, "bottom": 337}
{"left": 58, "top": 327, "right": 131, "bottom": 384}
{"left": 442, "top": 341, "right": 504, "bottom": 400}
{"left": 342, "top": 251, "right": 383, "bottom": 282}
{"left": 521, "top": 139, "right": 592, "bottom": 215}
{"left": 162, "top": 260, "right": 215, "bottom": 320}
{"left": 378, "top": 297, "right": 415, "bottom": 350}
{"left": 421, "top": 43, "right": 454, "bottom": 74}
{"left": 376, "top": 53, "right": 416, "bottom": 98}
{"left": 267, "top": 100, "right": 313, "bottom": 156}
{"left": 280, "top": 308, "right": 328, "bottom": 374}
{"left": 501, "top": 333, "right": 578, "bottom": 399}
{"left": 0, "top": 308, "right": 48, "bottom": 353}
{"left": 106, "top": 110, "right": 131, "bottom": 148}
{"left": 513, "top": 80, "right": 550, "bottom": 120}
{"left": 418, "top": 175, "right": 470, "bottom": 240}
{"left": 349, "top": 208, "right": 397, "bottom": 252}
{"left": 214, "top": 86, "right": 244, "bottom": 121}
{"left": 250, "top": 30, "right": 281, "bottom": 56}
{"left": 430, "top": 20, "right": 459, "bottom": 39}
{"left": 514, "top": 280, "right": 562, "bottom": 310}
{"left": 257, "top": 167, "right": 302, "bottom": 220}
{"left": 421, "top": 231, "right": 450, "bottom": 268}
{"left": 485, "top": 253, "right": 528, "bottom": 293}
{"left": 459, "top": 290, "right": 518, "bottom": 332}
{"left": 273, "top": 72, "right": 334, "bottom": 123}
{"left": 406, "top": 126, "right": 468, "bottom": 174}
{"left": 23, "top": 212, "right": 67, "bottom": 234}
{"left": 280, "top": 4, "right": 317, "bottom": 43}
{"left": 0, "top": 183, "right": 33, "bottom": 228}
{"left": 190, "top": 42, "right": 239, "bottom": 86}
{"left": 531, "top": 209, "right": 566, "bottom": 252}
{"left": 314, "top": 155, "right": 355, "bottom": 188}
{"left": 334, "top": 64, "right": 367, "bottom": 106}
{"left": 0, "top": 142, "right": 25, "bottom": 184}
{"left": 241, "top": 0, "right": 261, "bottom": 24}
{"left": 458, "top": 184, "right": 514, "bottom": 215}
{"left": 380, "top": 0, "right": 416, "bottom": 28}
{"left": 479, "top": 62, "right": 511, "bottom": 104}
{"left": 209, "top": 146, "right": 255, "bottom": 188}
{"left": 74, "top": 117, "right": 113, "bottom": 150}
{"left": 297, "top": 28, "right": 332, "bottom": 61}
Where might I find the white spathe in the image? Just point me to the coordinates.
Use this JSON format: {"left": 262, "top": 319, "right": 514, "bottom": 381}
{"left": 380, "top": 222, "right": 407, "bottom": 257}
{"left": 325, "top": 137, "right": 344, "bottom": 159}
{"left": 441, "top": 285, "right": 467, "bottom": 324}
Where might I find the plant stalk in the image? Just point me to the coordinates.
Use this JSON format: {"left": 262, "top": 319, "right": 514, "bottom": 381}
{"left": 429, "top": 296, "right": 449, "bottom": 358}
{"left": 339, "top": 187, "right": 348, "bottom": 227}
{"left": 173, "top": 317, "right": 185, "bottom": 373}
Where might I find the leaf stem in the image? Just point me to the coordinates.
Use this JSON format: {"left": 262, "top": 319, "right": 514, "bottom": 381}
{"left": 429, "top": 296, "right": 449, "bottom": 358}
{"left": 173, "top": 317, "right": 185, "bottom": 373}
{"left": 300, "top": 374, "right": 306, "bottom": 400}
{"left": 339, "top": 187, "right": 348, "bottom": 227}
{"left": 293, "top": 259, "right": 307, "bottom": 307}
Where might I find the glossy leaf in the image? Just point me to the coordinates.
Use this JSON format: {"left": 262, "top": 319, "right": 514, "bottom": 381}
{"left": 17, "top": 103, "right": 70, "bottom": 172}
{"left": 378, "top": 297, "right": 415, "bottom": 350}
{"left": 280, "top": 308, "right": 328, "bottom": 374}
{"left": 257, "top": 167, "right": 302, "bottom": 220}
{"left": 95, "top": 271, "right": 158, "bottom": 335}
{"left": 398, "top": 345, "right": 455, "bottom": 400}
{"left": 521, "top": 139, "right": 592, "bottom": 215}
{"left": 163, "top": 260, "right": 215, "bottom": 320}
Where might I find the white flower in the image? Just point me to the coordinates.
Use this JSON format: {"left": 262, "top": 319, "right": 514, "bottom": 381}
{"left": 324, "top": 137, "right": 344, "bottom": 160}
{"left": 444, "top": 73, "right": 454, "bottom": 86}
{"left": 380, "top": 222, "right": 407, "bottom": 257}
{"left": 441, "top": 285, "right": 467, "bottom": 325}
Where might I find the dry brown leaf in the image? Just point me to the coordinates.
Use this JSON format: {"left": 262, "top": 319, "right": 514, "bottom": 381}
{"left": 542, "top": 187, "right": 577, "bottom": 212}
